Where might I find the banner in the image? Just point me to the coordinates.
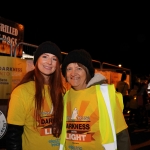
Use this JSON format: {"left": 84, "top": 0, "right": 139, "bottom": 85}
{"left": 0, "top": 56, "right": 27, "bottom": 99}
{"left": 0, "top": 16, "right": 24, "bottom": 57}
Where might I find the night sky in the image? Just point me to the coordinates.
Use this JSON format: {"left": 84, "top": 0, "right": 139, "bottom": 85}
{"left": 0, "top": 4, "right": 149, "bottom": 76}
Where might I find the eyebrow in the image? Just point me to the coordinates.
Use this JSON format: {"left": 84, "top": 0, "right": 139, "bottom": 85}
{"left": 42, "top": 53, "right": 56, "bottom": 56}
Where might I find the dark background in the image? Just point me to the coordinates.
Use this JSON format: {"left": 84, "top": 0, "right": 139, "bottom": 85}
{"left": 0, "top": 2, "right": 150, "bottom": 77}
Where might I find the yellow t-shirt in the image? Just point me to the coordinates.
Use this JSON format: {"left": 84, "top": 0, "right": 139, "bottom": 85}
{"left": 64, "top": 86, "right": 127, "bottom": 150}
{"left": 7, "top": 81, "right": 60, "bottom": 150}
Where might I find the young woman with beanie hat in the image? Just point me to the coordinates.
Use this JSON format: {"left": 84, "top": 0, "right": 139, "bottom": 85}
{"left": 6, "top": 41, "right": 66, "bottom": 150}
{"left": 60, "top": 49, "right": 131, "bottom": 150}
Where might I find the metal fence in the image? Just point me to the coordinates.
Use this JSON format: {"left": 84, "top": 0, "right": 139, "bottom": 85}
{"left": 14, "top": 41, "right": 38, "bottom": 58}
{"left": 0, "top": 38, "right": 131, "bottom": 80}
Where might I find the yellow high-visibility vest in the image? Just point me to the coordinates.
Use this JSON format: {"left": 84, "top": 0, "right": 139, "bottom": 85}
{"left": 60, "top": 84, "right": 119, "bottom": 150}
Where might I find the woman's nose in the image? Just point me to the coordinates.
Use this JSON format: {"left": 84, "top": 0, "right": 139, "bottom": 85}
{"left": 70, "top": 69, "right": 76, "bottom": 75}
{"left": 47, "top": 58, "right": 52, "bottom": 64}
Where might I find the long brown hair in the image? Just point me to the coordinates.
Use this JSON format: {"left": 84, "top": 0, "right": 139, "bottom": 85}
{"left": 9, "top": 59, "right": 65, "bottom": 137}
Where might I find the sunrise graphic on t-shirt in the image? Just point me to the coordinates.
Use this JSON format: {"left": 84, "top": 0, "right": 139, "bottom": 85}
{"left": 66, "top": 100, "right": 99, "bottom": 142}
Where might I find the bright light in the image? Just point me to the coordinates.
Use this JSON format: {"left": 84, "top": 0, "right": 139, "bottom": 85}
{"left": 127, "top": 110, "right": 130, "bottom": 114}
{"left": 22, "top": 53, "right": 34, "bottom": 59}
{"left": 118, "top": 64, "right": 122, "bottom": 67}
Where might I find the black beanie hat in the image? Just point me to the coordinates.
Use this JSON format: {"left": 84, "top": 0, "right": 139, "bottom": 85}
{"left": 33, "top": 41, "right": 62, "bottom": 65}
{"left": 62, "top": 49, "right": 94, "bottom": 78}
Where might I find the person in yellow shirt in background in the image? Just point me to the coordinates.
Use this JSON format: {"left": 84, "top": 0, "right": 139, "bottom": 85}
{"left": 116, "top": 71, "right": 130, "bottom": 113}
{"left": 60, "top": 49, "right": 131, "bottom": 150}
{"left": 6, "top": 41, "right": 65, "bottom": 150}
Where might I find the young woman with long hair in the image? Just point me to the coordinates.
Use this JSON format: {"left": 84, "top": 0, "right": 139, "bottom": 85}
{"left": 6, "top": 41, "right": 65, "bottom": 150}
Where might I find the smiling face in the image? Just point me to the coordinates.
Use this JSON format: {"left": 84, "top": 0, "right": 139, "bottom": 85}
{"left": 66, "top": 63, "right": 87, "bottom": 90}
{"left": 37, "top": 53, "right": 57, "bottom": 80}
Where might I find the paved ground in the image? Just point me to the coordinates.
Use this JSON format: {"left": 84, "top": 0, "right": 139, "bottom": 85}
{"left": 125, "top": 112, "right": 150, "bottom": 150}
{"left": 129, "top": 124, "right": 150, "bottom": 150}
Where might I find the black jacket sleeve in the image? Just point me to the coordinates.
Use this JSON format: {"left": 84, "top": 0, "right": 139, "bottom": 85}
{"left": 6, "top": 124, "right": 23, "bottom": 150}
{"left": 117, "top": 128, "right": 131, "bottom": 150}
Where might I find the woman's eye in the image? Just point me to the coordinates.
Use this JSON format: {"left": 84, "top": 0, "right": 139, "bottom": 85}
{"left": 52, "top": 57, "right": 57, "bottom": 61}
{"left": 66, "top": 68, "right": 71, "bottom": 71}
{"left": 42, "top": 55, "right": 47, "bottom": 58}
{"left": 77, "top": 67, "right": 82, "bottom": 70}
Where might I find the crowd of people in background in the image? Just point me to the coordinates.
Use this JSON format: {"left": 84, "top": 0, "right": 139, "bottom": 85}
{"left": 116, "top": 71, "right": 130, "bottom": 113}
{"left": 120, "top": 72, "right": 150, "bottom": 128}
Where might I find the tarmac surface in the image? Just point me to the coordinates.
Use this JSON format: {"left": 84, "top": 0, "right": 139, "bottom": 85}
{"left": 125, "top": 112, "right": 150, "bottom": 150}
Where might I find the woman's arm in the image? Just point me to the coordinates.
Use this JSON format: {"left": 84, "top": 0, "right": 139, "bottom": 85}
{"left": 117, "top": 129, "right": 131, "bottom": 150}
{"left": 6, "top": 124, "right": 23, "bottom": 150}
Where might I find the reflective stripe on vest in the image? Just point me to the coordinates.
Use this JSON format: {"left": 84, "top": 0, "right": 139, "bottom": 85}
{"left": 98, "top": 84, "right": 117, "bottom": 150}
